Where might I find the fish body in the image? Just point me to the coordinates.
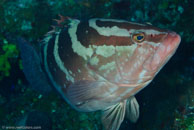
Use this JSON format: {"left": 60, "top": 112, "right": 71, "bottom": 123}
{"left": 18, "top": 17, "right": 181, "bottom": 130}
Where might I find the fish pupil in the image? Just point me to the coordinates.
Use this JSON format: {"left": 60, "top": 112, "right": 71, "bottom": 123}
{"left": 137, "top": 35, "right": 143, "bottom": 40}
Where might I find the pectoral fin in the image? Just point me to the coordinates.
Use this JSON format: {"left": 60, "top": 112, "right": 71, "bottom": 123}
{"left": 126, "top": 96, "right": 139, "bottom": 123}
{"left": 66, "top": 80, "right": 117, "bottom": 112}
{"left": 101, "top": 100, "right": 127, "bottom": 130}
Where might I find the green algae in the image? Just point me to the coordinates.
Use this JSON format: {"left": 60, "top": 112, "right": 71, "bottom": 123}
{"left": 0, "top": 37, "right": 20, "bottom": 80}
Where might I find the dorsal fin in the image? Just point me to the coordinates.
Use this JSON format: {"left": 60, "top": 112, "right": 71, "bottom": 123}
{"left": 53, "top": 14, "right": 71, "bottom": 27}
{"left": 45, "top": 15, "right": 71, "bottom": 37}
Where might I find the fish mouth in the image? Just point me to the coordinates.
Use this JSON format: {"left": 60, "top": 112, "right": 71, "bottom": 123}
{"left": 144, "top": 32, "right": 181, "bottom": 72}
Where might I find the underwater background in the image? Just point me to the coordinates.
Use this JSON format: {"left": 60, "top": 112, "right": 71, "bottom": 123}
{"left": 0, "top": 0, "right": 193, "bottom": 130}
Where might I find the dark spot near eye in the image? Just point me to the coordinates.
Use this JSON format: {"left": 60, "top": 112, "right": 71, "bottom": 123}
{"left": 151, "top": 34, "right": 154, "bottom": 37}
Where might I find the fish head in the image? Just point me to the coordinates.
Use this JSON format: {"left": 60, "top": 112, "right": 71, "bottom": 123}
{"left": 74, "top": 19, "right": 181, "bottom": 87}
{"left": 134, "top": 29, "right": 181, "bottom": 72}
{"left": 115, "top": 24, "right": 181, "bottom": 84}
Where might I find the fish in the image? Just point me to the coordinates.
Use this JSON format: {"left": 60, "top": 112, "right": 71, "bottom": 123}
{"left": 17, "top": 16, "right": 181, "bottom": 130}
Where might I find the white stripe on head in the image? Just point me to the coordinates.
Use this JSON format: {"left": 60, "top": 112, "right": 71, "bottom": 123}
{"left": 89, "top": 19, "right": 130, "bottom": 37}
{"left": 53, "top": 31, "right": 75, "bottom": 82}
{"left": 68, "top": 19, "right": 93, "bottom": 60}
{"left": 89, "top": 19, "right": 166, "bottom": 38}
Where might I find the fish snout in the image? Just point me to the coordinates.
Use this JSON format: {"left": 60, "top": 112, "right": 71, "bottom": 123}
{"left": 144, "top": 31, "right": 181, "bottom": 72}
{"left": 165, "top": 32, "right": 181, "bottom": 54}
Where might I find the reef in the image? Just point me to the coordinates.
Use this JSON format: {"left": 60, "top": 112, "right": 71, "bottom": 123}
{"left": 0, "top": 0, "right": 193, "bottom": 130}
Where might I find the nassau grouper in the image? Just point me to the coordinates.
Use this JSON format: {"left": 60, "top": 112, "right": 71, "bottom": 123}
{"left": 18, "top": 16, "right": 181, "bottom": 130}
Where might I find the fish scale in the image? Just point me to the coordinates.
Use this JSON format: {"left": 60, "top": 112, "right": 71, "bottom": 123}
{"left": 19, "top": 16, "right": 181, "bottom": 130}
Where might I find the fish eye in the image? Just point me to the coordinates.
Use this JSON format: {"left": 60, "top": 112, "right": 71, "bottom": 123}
{"left": 132, "top": 33, "right": 145, "bottom": 43}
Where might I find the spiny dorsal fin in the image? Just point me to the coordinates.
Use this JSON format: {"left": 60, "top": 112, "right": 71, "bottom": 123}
{"left": 53, "top": 14, "right": 71, "bottom": 27}
{"left": 42, "top": 15, "right": 72, "bottom": 43}
{"left": 48, "top": 15, "right": 71, "bottom": 35}
{"left": 101, "top": 100, "right": 127, "bottom": 130}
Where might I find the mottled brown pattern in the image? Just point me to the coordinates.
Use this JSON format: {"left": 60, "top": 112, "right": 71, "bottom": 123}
{"left": 58, "top": 28, "right": 91, "bottom": 82}
{"left": 88, "top": 53, "right": 119, "bottom": 82}
{"left": 76, "top": 21, "right": 134, "bottom": 47}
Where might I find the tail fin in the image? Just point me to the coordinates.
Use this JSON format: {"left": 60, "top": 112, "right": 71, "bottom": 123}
{"left": 17, "top": 37, "right": 52, "bottom": 94}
